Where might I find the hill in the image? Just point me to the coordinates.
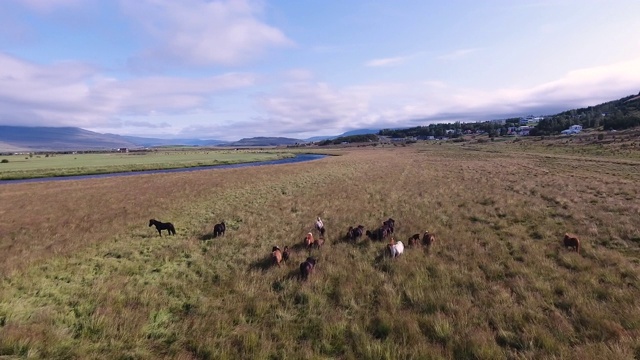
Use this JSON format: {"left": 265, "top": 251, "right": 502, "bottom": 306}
{"left": 224, "top": 137, "right": 304, "bottom": 147}
{"left": 0, "top": 126, "right": 138, "bottom": 152}
{"left": 114, "top": 135, "right": 228, "bottom": 147}
{"left": 534, "top": 92, "right": 640, "bottom": 134}
{"left": 376, "top": 91, "right": 640, "bottom": 138}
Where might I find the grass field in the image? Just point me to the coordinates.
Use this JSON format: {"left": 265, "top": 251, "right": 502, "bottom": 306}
{"left": 0, "top": 149, "right": 295, "bottom": 180}
{"left": 0, "top": 138, "right": 639, "bottom": 359}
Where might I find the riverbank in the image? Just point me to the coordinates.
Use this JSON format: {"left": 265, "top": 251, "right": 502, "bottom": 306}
{"left": 0, "top": 153, "right": 328, "bottom": 184}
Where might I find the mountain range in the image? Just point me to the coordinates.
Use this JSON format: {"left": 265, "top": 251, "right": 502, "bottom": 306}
{"left": 0, "top": 126, "right": 381, "bottom": 152}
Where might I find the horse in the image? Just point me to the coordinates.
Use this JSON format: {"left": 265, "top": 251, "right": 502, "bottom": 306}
{"left": 271, "top": 246, "right": 283, "bottom": 267}
{"left": 383, "top": 218, "right": 395, "bottom": 233}
{"left": 366, "top": 226, "right": 390, "bottom": 241}
{"left": 387, "top": 239, "right": 405, "bottom": 258}
{"left": 408, "top": 233, "right": 421, "bottom": 247}
{"left": 422, "top": 231, "right": 436, "bottom": 249}
{"left": 563, "top": 233, "right": 580, "bottom": 253}
{"left": 149, "top": 219, "right": 176, "bottom": 236}
{"left": 213, "top": 221, "right": 226, "bottom": 238}
{"left": 315, "top": 217, "right": 326, "bottom": 236}
{"left": 304, "top": 232, "right": 315, "bottom": 248}
{"left": 282, "top": 246, "right": 290, "bottom": 263}
{"left": 314, "top": 236, "right": 325, "bottom": 249}
{"left": 347, "top": 225, "right": 365, "bottom": 241}
{"left": 299, "top": 257, "right": 317, "bottom": 281}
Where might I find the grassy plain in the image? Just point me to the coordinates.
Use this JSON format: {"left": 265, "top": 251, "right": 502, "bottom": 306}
{"left": 0, "top": 137, "right": 639, "bottom": 359}
{"left": 0, "top": 149, "right": 295, "bottom": 180}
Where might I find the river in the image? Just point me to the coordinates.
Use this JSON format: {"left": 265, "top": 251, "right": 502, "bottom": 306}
{"left": 0, "top": 153, "right": 327, "bottom": 185}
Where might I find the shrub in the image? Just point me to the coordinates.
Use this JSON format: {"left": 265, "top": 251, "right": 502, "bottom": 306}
{"left": 0, "top": 159, "right": 8, "bottom": 163}
{"left": 597, "top": 133, "right": 605, "bottom": 140}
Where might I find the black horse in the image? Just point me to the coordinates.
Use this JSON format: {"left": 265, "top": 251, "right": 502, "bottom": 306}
{"left": 346, "top": 225, "right": 365, "bottom": 241}
{"left": 149, "top": 219, "right": 176, "bottom": 236}
{"left": 213, "top": 221, "right": 226, "bottom": 238}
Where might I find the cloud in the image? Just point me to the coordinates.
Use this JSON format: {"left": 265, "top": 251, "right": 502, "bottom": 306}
{"left": 123, "top": 120, "right": 172, "bottom": 129}
{"left": 256, "top": 82, "right": 370, "bottom": 134}
{"left": 256, "top": 57, "right": 640, "bottom": 135}
{"left": 1, "top": 50, "right": 639, "bottom": 140}
{"left": 11, "top": 0, "right": 85, "bottom": 12}
{"left": 0, "top": 52, "right": 256, "bottom": 129}
{"left": 365, "top": 56, "right": 407, "bottom": 67}
{"left": 437, "top": 48, "right": 479, "bottom": 61}
{"left": 121, "top": 0, "right": 293, "bottom": 67}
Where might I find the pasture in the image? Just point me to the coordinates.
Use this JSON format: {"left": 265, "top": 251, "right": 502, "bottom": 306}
{"left": 0, "top": 149, "right": 294, "bottom": 180}
{"left": 1, "top": 140, "right": 639, "bottom": 359}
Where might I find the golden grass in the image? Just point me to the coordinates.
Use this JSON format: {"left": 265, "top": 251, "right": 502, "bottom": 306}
{"left": 0, "top": 142, "right": 639, "bottom": 359}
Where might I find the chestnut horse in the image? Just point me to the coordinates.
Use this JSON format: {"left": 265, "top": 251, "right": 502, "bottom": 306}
{"left": 271, "top": 246, "right": 283, "bottom": 267}
{"left": 304, "top": 232, "right": 315, "bottom": 248}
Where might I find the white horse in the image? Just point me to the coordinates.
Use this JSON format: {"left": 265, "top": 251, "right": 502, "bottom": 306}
{"left": 388, "top": 241, "right": 405, "bottom": 258}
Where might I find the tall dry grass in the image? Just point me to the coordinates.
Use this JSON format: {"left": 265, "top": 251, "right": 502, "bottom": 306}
{"left": 1, "top": 143, "right": 639, "bottom": 359}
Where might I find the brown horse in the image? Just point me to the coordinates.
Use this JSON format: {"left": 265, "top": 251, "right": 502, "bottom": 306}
{"left": 563, "top": 233, "right": 580, "bottom": 253}
{"left": 282, "top": 246, "right": 290, "bottom": 263}
{"left": 271, "top": 246, "right": 283, "bottom": 267}
{"left": 422, "top": 231, "right": 436, "bottom": 248}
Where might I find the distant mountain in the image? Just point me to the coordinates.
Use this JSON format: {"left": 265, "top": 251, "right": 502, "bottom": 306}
{"left": 113, "top": 134, "right": 228, "bottom": 147}
{"left": 0, "top": 126, "right": 137, "bottom": 152}
{"left": 0, "top": 126, "right": 304, "bottom": 151}
{"left": 225, "top": 137, "right": 304, "bottom": 147}
{"left": 304, "top": 128, "right": 381, "bottom": 142}
{"left": 339, "top": 128, "right": 381, "bottom": 137}
{"left": 304, "top": 135, "right": 336, "bottom": 142}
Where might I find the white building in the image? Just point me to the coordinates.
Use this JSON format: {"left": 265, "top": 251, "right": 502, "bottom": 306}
{"left": 561, "top": 125, "right": 582, "bottom": 135}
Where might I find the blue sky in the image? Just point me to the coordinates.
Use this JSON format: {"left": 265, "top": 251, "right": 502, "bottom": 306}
{"left": 1, "top": 0, "right": 639, "bottom": 141}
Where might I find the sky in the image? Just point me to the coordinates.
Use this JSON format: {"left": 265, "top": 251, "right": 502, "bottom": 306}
{"left": 1, "top": 0, "right": 639, "bottom": 141}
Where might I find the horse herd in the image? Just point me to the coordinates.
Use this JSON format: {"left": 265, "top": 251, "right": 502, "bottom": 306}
{"left": 267, "top": 217, "right": 442, "bottom": 281}
{"left": 148, "top": 217, "right": 582, "bottom": 281}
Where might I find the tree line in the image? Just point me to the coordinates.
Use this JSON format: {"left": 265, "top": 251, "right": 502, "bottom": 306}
{"left": 380, "top": 92, "right": 640, "bottom": 139}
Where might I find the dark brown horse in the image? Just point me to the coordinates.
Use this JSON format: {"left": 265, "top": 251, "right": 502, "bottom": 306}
{"left": 149, "top": 219, "right": 176, "bottom": 236}
{"left": 563, "top": 233, "right": 580, "bottom": 253}
{"left": 347, "top": 225, "right": 365, "bottom": 241}
{"left": 366, "top": 226, "right": 390, "bottom": 241}
{"left": 422, "top": 231, "right": 436, "bottom": 248}
{"left": 299, "top": 257, "right": 317, "bottom": 281}
{"left": 408, "top": 233, "right": 421, "bottom": 247}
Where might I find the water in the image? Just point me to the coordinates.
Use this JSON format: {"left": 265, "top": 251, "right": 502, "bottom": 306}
{"left": 0, "top": 153, "right": 327, "bottom": 185}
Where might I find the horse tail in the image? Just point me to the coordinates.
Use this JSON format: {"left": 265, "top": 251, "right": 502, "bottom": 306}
{"left": 576, "top": 239, "right": 580, "bottom": 254}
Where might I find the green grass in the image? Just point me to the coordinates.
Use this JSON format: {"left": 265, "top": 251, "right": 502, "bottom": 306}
{"left": 1, "top": 142, "right": 639, "bottom": 359}
{"left": 0, "top": 149, "right": 295, "bottom": 180}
